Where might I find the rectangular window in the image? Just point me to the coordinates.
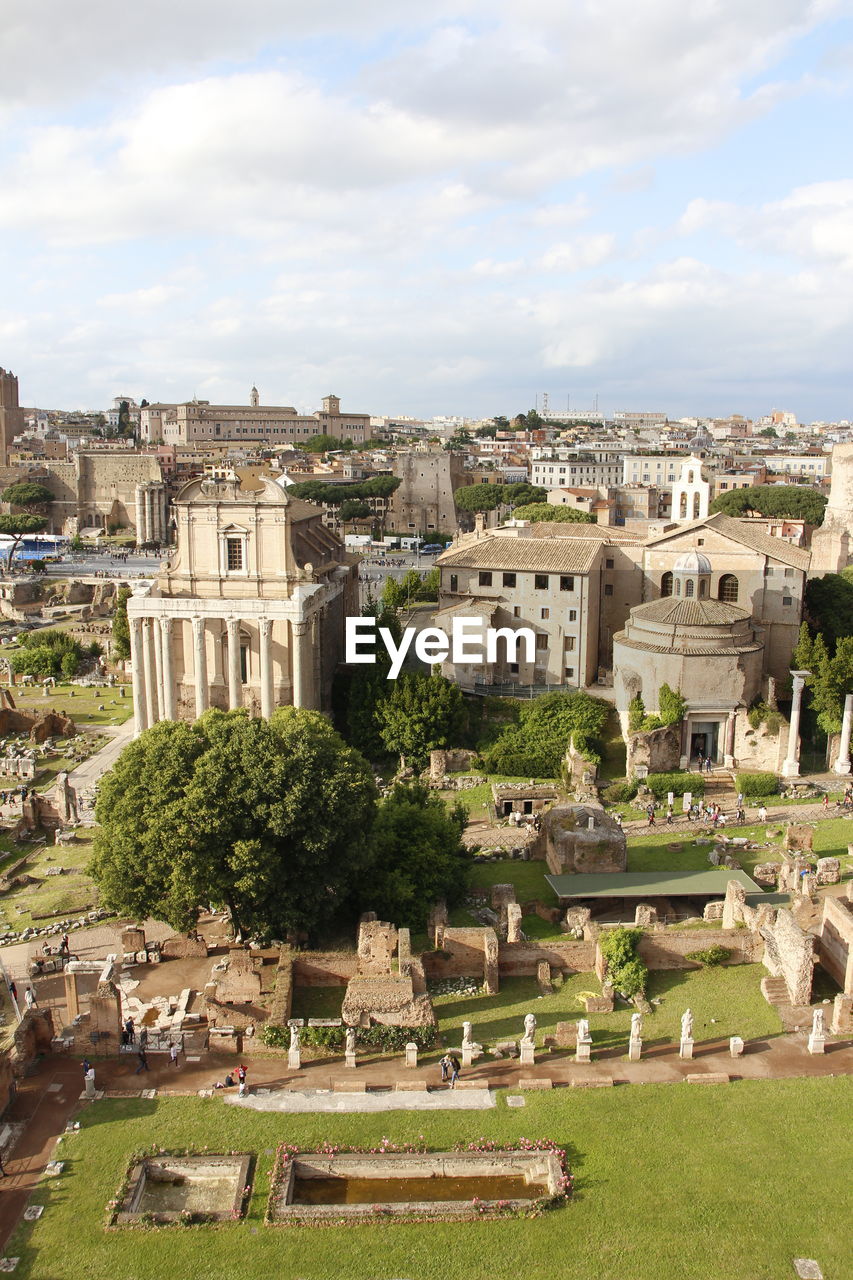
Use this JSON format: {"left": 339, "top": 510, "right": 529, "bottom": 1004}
{"left": 502, "top": 572, "right": 517, "bottom": 588}
{"left": 513, "top": 606, "right": 521, "bottom": 618}
{"left": 784, "top": 568, "right": 794, "bottom": 578}
{"left": 782, "top": 596, "right": 793, "bottom": 606}
{"left": 479, "top": 571, "right": 493, "bottom": 587}
{"left": 449, "top": 574, "right": 458, "bottom": 592}
{"left": 509, "top": 662, "right": 519, "bottom": 674}
{"left": 534, "top": 574, "right": 548, "bottom": 590}
{"left": 564, "top": 636, "right": 575, "bottom": 651}
{"left": 560, "top": 575, "right": 574, "bottom": 591}
{"left": 226, "top": 538, "right": 243, "bottom": 571}
{"left": 535, "top": 634, "right": 548, "bottom": 650}
{"left": 605, "top": 558, "right": 614, "bottom": 569}
{"left": 541, "top": 608, "right": 550, "bottom": 619}
{"left": 604, "top": 584, "right": 613, "bottom": 596}
{"left": 568, "top": 608, "right": 577, "bottom": 621}
{"left": 564, "top": 666, "right": 575, "bottom": 679}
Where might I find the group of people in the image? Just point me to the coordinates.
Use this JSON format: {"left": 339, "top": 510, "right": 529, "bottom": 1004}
{"left": 123, "top": 1017, "right": 182, "bottom": 1073}
{"left": 0, "top": 786, "right": 30, "bottom": 806}
{"left": 694, "top": 752, "right": 715, "bottom": 774}
{"left": 214, "top": 1063, "right": 248, "bottom": 1095}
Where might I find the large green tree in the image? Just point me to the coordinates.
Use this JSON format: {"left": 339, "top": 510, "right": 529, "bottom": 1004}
{"left": 111, "top": 586, "right": 131, "bottom": 660}
{"left": 91, "top": 708, "right": 378, "bottom": 940}
{"left": 454, "top": 483, "right": 509, "bottom": 513}
{"left": 803, "top": 573, "right": 853, "bottom": 653}
{"left": 509, "top": 502, "right": 594, "bottom": 524}
{"left": 378, "top": 671, "right": 466, "bottom": 769}
{"left": 0, "top": 481, "right": 54, "bottom": 567}
{"left": 368, "top": 782, "right": 471, "bottom": 927}
{"left": 709, "top": 484, "right": 827, "bottom": 525}
{"left": 482, "top": 690, "right": 608, "bottom": 776}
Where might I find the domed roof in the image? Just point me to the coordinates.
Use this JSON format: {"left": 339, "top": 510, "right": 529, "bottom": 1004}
{"left": 673, "top": 550, "right": 712, "bottom": 574}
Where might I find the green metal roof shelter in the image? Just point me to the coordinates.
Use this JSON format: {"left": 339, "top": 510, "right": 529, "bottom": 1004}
{"left": 545, "top": 869, "right": 762, "bottom": 903}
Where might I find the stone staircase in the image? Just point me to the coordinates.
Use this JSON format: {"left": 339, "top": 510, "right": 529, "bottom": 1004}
{"left": 702, "top": 770, "right": 738, "bottom": 808}
{"left": 761, "top": 975, "right": 813, "bottom": 1030}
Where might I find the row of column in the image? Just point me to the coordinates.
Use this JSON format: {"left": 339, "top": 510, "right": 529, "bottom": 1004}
{"left": 130, "top": 614, "right": 312, "bottom": 734}
{"left": 134, "top": 483, "right": 168, "bottom": 546}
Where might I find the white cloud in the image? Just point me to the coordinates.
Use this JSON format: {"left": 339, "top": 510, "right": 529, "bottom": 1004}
{"left": 538, "top": 235, "right": 616, "bottom": 272}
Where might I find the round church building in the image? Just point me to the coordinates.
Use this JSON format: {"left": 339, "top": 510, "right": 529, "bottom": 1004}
{"left": 613, "top": 552, "right": 765, "bottom": 768}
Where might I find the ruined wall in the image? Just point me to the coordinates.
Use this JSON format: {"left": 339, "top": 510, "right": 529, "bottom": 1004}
{"left": 421, "top": 927, "right": 499, "bottom": 993}
{"left": 637, "top": 928, "right": 762, "bottom": 970}
{"left": 497, "top": 939, "right": 595, "bottom": 977}
{"left": 626, "top": 724, "right": 681, "bottom": 776}
{"left": 543, "top": 804, "right": 627, "bottom": 876}
{"left": 760, "top": 907, "right": 816, "bottom": 1007}
{"left": 11, "top": 1009, "right": 54, "bottom": 1077}
{"left": 293, "top": 953, "right": 358, "bottom": 987}
{"left": 819, "top": 896, "right": 853, "bottom": 994}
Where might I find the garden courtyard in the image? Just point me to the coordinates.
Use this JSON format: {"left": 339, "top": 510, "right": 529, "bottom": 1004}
{"left": 7, "top": 1080, "right": 851, "bottom": 1280}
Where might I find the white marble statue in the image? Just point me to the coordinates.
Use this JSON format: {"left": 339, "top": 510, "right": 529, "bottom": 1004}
{"left": 576, "top": 1017, "right": 590, "bottom": 1043}
{"left": 345, "top": 1025, "right": 357, "bottom": 1055}
{"left": 681, "top": 1008, "right": 694, "bottom": 1041}
{"left": 521, "top": 1012, "right": 536, "bottom": 1046}
{"left": 462, "top": 1021, "right": 474, "bottom": 1049}
{"left": 289, "top": 1025, "right": 300, "bottom": 1052}
{"left": 812, "top": 1008, "right": 825, "bottom": 1038}
{"left": 630, "top": 1011, "right": 643, "bottom": 1040}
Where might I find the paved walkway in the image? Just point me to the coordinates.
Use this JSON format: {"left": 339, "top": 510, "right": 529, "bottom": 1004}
{"left": 66, "top": 716, "right": 134, "bottom": 810}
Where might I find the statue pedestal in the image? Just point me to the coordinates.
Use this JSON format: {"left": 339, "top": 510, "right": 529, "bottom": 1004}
{"left": 519, "top": 1042, "right": 534, "bottom": 1067}
{"left": 345, "top": 1051, "right": 357, "bottom": 1069}
{"left": 628, "top": 1037, "right": 642, "bottom": 1062}
{"left": 404, "top": 1043, "right": 418, "bottom": 1069}
{"left": 84, "top": 1073, "right": 96, "bottom": 1099}
{"left": 807, "top": 1033, "right": 825, "bottom": 1056}
{"left": 461, "top": 1047, "right": 473, "bottom": 1069}
{"left": 575, "top": 1040, "right": 591, "bottom": 1063}
{"left": 781, "top": 759, "right": 800, "bottom": 778}
{"left": 729, "top": 1036, "right": 744, "bottom": 1058}
{"left": 679, "top": 1037, "right": 694, "bottom": 1060}
{"left": 288, "top": 1048, "right": 301, "bottom": 1071}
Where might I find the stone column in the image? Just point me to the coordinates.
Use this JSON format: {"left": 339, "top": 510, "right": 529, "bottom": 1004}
{"left": 226, "top": 618, "right": 242, "bottom": 710}
{"left": 782, "top": 670, "right": 810, "bottom": 778}
{"left": 834, "top": 693, "right": 853, "bottom": 775}
{"left": 134, "top": 486, "right": 146, "bottom": 546}
{"left": 160, "top": 617, "right": 176, "bottom": 721}
{"left": 259, "top": 618, "right": 274, "bottom": 719}
{"left": 142, "top": 619, "right": 158, "bottom": 727}
{"left": 291, "top": 619, "right": 309, "bottom": 709}
{"left": 129, "top": 615, "right": 148, "bottom": 736}
{"left": 152, "top": 613, "right": 165, "bottom": 721}
{"left": 145, "top": 488, "right": 154, "bottom": 543}
{"left": 192, "top": 616, "right": 208, "bottom": 718}
{"left": 723, "top": 709, "right": 737, "bottom": 769}
{"left": 64, "top": 972, "right": 80, "bottom": 1021}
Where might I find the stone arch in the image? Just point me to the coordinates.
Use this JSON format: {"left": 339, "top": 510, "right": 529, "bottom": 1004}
{"left": 661, "top": 571, "right": 673, "bottom": 598}
{"left": 718, "top": 573, "right": 739, "bottom": 603}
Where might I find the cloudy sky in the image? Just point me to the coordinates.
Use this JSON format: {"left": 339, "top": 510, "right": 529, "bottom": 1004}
{"left": 2, "top": 0, "right": 853, "bottom": 420}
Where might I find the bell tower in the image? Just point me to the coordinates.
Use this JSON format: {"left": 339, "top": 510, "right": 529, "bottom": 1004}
{"left": 249, "top": 384, "right": 260, "bottom": 408}
{"left": 0, "top": 369, "right": 24, "bottom": 465}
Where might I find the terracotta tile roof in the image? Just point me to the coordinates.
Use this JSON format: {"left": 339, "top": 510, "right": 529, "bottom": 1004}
{"left": 643, "top": 512, "right": 811, "bottom": 569}
{"left": 630, "top": 597, "right": 750, "bottom": 626}
{"left": 437, "top": 536, "right": 601, "bottom": 573}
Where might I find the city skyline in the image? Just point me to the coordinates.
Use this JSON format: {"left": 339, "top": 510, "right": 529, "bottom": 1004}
{"left": 2, "top": 1, "right": 853, "bottom": 420}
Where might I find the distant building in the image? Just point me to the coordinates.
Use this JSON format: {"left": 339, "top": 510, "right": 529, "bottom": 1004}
{"left": 152, "top": 390, "right": 370, "bottom": 447}
{"left": 0, "top": 369, "right": 25, "bottom": 465}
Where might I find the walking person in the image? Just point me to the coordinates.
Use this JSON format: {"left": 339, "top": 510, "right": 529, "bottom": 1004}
{"left": 758, "top": 803, "right": 767, "bottom": 824}
{"left": 237, "top": 1063, "right": 247, "bottom": 1091}
{"left": 440, "top": 1053, "right": 451, "bottom": 1083}
{"left": 169, "top": 1042, "right": 180, "bottom": 1068}
{"left": 135, "top": 1048, "right": 149, "bottom": 1074}
{"left": 704, "top": 755, "right": 712, "bottom": 774}
{"left": 449, "top": 1054, "right": 461, "bottom": 1090}
{"left": 24, "top": 986, "right": 36, "bottom": 1010}
{"left": 8, "top": 981, "right": 17, "bottom": 1005}
{"left": 124, "top": 1017, "right": 135, "bottom": 1045}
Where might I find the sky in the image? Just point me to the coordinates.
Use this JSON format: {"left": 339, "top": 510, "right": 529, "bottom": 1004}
{"left": 2, "top": 0, "right": 853, "bottom": 421}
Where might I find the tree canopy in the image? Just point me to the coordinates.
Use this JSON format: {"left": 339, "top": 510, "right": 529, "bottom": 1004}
{"left": 1, "top": 482, "right": 55, "bottom": 512}
{"left": 377, "top": 671, "right": 466, "bottom": 769}
{"left": 91, "top": 708, "right": 378, "bottom": 941}
{"left": 367, "top": 782, "right": 470, "bottom": 927}
{"left": 288, "top": 475, "right": 400, "bottom": 506}
{"left": 510, "top": 502, "right": 594, "bottom": 524}
{"left": 10, "top": 628, "right": 98, "bottom": 679}
{"left": 794, "top": 621, "right": 853, "bottom": 735}
{"left": 482, "top": 691, "right": 608, "bottom": 776}
{"left": 803, "top": 573, "right": 853, "bottom": 653}
{"left": 111, "top": 586, "right": 131, "bottom": 660}
{"left": 296, "top": 434, "right": 356, "bottom": 453}
{"left": 454, "top": 483, "right": 509, "bottom": 512}
{"left": 709, "top": 484, "right": 827, "bottom": 525}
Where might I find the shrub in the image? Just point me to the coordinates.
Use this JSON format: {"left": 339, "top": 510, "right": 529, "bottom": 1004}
{"left": 261, "top": 1023, "right": 436, "bottom": 1053}
{"left": 598, "top": 926, "right": 648, "bottom": 997}
{"left": 602, "top": 780, "right": 637, "bottom": 805}
{"left": 747, "top": 702, "right": 784, "bottom": 736}
{"left": 482, "top": 690, "right": 608, "bottom": 778}
{"left": 658, "top": 684, "right": 687, "bottom": 726}
{"left": 644, "top": 772, "right": 704, "bottom": 800}
{"left": 736, "top": 771, "right": 779, "bottom": 797}
{"left": 628, "top": 694, "right": 646, "bottom": 732}
{"left": 686, "top": 945, "right": 731, "bottom": 967}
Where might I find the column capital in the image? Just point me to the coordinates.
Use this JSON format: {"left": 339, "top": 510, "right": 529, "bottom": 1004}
{"left": 129, "top": 615, "right": 144, "bottom": 635}
{"left": 258, "top": 617, "right": 273, "bottom": 637}
{"left": 160, "top": 616, "right": 173, "bottom": 635}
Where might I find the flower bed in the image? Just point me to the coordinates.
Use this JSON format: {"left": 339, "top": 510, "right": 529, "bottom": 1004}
{"left": 109, "top": 1149, "right": 253, "bottom": 1226}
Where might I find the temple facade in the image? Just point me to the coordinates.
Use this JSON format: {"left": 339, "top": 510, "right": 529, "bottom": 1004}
{"left": 126, "top": 476, "right": 356, "bottom": 733}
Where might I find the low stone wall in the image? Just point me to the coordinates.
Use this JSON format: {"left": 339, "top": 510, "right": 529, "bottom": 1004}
{"left": 292, "top": 953, "right": 358, "bottom": 987}
{"left": 819, "top": 896, "right": 853, "bottom": 994}
{"left": 498, "top": 939, "right": 595, "bottom": 977}
{"left": 160, "top": 934, "right": 208, "bottom": 960}
{"left": 269, "top": 949, "right": 294, "bottom": 1026}
{"left": 637, "top": 928, "right": 761, "bottom": 970}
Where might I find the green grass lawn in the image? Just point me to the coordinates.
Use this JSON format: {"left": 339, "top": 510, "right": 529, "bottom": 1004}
{"left": 627, "top": 818, "right": 853, "bottom": 879}
{"left": 10, "top": 1079, "right": 851, "bottom": 1280}
{"left": 439, "top": 774, "right": 557, "bottom": 823}
{"left": 0, "top": 834, "right": 99, "bottom": 933}
{"left": 431, "top": 965, "right": 782, "bottom": 1052}
{"left": 468, "top": 857, "right": 553, "bottom": 902}
{"left": 7, "top": 680, "right": 134, "bottom": 728}
{"left": 290, "top": 985, "right": 345, "bottom": 1021}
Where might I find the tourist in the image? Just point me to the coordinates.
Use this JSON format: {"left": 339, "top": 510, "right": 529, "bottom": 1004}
{"left": 822, "top": 793, "right": 830, "bottom": 813}
{"left": 614, "top": 813, "right": 623, "bottom": 831}
{"left": 647, "top": 808, "right": 656, "bottom": 828}
{"left": 737, "top": 792, "right": 744, "bottom": 809}
{"left": 704, "top": 756, "right": 712, "bottom": 774}
{"left": 697, "top": 752, "right": 704, "bottom": 772}
{"left": 0, "top": 1154, "right": 8, "bottom": 1178}
{"left": 440, "top": 1053, "right": 451, "bottom": 1082}
{"left": 60, "top": 934, "right": 70, "bottom": 957}
{"left": 666, "top": 805, "right": 674, "bottom": 825}
{"left": 449, "top": 1054, "right": 461, "bottom": 1089}
{"left": 169, "top": 1043, "right": 179, "bottom": 1068}
{"left": 736, "top": 807, "right": 746, "bottom": 825}
{"left": 134, "top": 1048, "right": 149, "bottom": 1074}
{"left": 24, "top": 986, "right": 36, "bottom": 1010}
{"left": 7, "top": 982, "right": 17, "bottom": 1005}
{"left": 758, "top": 804, "right": 767, "bottom": 823}
{"left": 82, "top": 1059, "right": 91, "bottom": 1076}
{"left": 124, "top": 1017, "right": 135, "bottom": 1044}
{"left": 237, "top": 1063, "right": 247, "bottom": 1090}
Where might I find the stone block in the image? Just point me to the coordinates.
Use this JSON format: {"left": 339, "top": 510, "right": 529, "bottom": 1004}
{"left": 575, "top": 1041, "right": 591, "bottom": 1063}
{"left": 404, "top": 1042, "right": 418, "bottom": 1068}
{"left": 831, "top": 993, "right": 853, "bottom": 1035}
{"left": 570, "top": 1077, "right": 613, "bottom": 1088}
{"left": 555, "top": 1021, "right": 577, "bottom": 1048}
{"left": 729, "top": 1036, "right": 745, "bottom": 1058}
{"left": 815, "top": 857, "right": 841, "bottom": 885}
{"left": 333, "top": 1081, "right": 366, "bottom": 1092}
{"left": 344, "top": 1052, "right": 357, "bottom": 1069}
{"left": 395, "top": 1081, "right": 424, "bottom": 1091}
{"left": 490, "top": 884, "right": 516, "bottom": 911}
{"left": 519, "top": 1042, "right": 534, "bottom": 1067}
{"left": 685, "top": 1072, "right": 729, "bottom": 1085}
{"left": 785, "top": 825, "right": 814, "bottom": 852}
{"left": 679, "top": 1037, "right": 694, "bottom": 1060}
{"left": 517, "top": 1077, "right": 552, "bottom": 1090}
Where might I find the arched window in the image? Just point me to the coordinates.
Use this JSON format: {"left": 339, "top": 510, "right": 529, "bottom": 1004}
{"left": 688, "top": 471, "right": 694, "bottom": 484}
{"left": 679, "top": 492, "right": 688, "bottom": 518}
{"left": 675, "top": 578, "right": 682, "bottom": 596}
{"left": 699, "top": 578, "right": 708, "bottom": 598}
{"left": 661, "top": 571, "right": 673, "bottom": 598}
{"left": 685, "top": 578, "right": 695, "bottom": 598}
{"left": 718, "top": 574, "right": 739, "bottom": 603}
{"left": 693, "top": 493, "right": 701, "bottom": 518}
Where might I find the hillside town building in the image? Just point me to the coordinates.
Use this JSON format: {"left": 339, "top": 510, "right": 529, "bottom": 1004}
{"left": 144, "top": 391, "right": 369, "bottom": 447}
